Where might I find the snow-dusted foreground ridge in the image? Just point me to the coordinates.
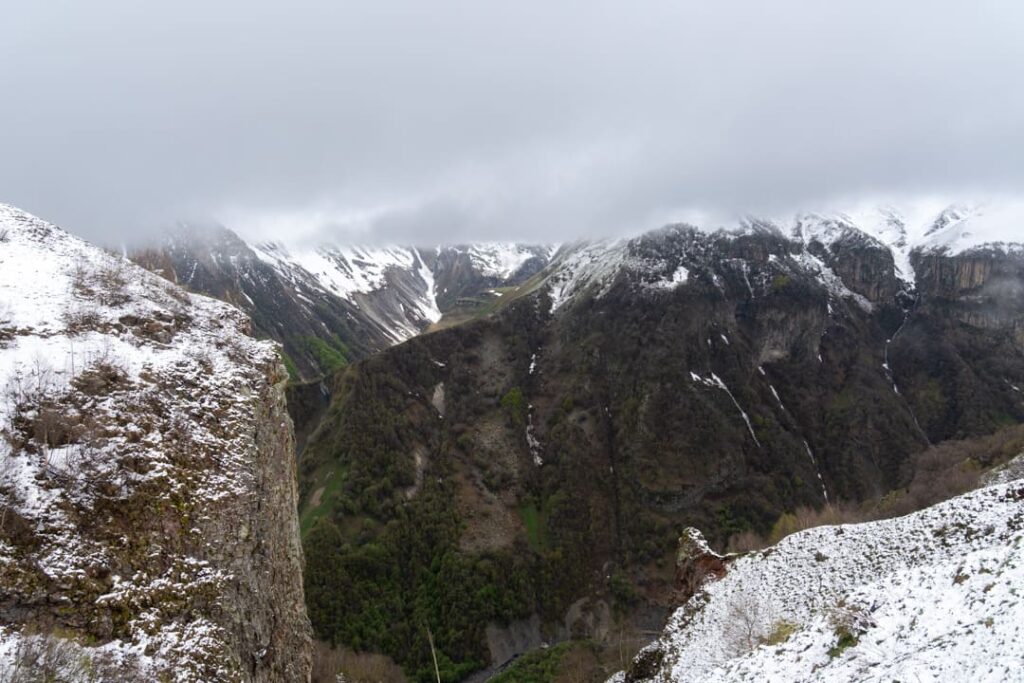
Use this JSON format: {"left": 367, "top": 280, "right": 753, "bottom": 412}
{"left": 0, "top": 205, "right": 311, "bottom": 681}
{"left": 616, "top": 478, "right": 1024, "bottom": 683}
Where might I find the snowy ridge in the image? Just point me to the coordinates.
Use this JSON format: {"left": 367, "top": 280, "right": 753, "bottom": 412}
{"left": 793, "top": 203, "right": 1024, "bottom": 283}
{"left": 540, "top": 224, "right": 870, "bottom": 313}
{"left": 248, "top": 240, "right": 549, "bottom": 344}
{"left": 545, "top": 240, "right": 630, "bottom": 311}
{"left": 253, "top": 241, "right": 419, "bottom": 301}
{"left": 0, "top": 204, "right": 307, "bottom": 680}
{"left": 617, "top": 478, "right": 1024, "bottom": 683}
{"left": 253, "top": 241, "right": 550, "bottom": 304}
{"left": 792, "top": 203, "right": 1024, "bottom": 258}
{"left": 462, "top": 243, "right": 553, "bottom": 279}
{"left": 540, "top": 201, "right": 1023, "bottom": 314}
{"left": 542, "top": 226, "right": 715, "bottom": 311}
{"left": 137, "top": 227, "right": 557, "bottom": 377}
{"left": 793, "top": 210, "right": 914, "bottom": 283}
{"left": 917, "top": 203, "right": 1024, "bottom": 256}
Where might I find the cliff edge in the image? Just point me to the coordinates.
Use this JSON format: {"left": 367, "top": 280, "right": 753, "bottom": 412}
{"left": 0, "top": 204, "right": 311, "bottom": 681}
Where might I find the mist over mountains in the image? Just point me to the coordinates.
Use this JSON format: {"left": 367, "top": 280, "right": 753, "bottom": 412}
{"left": 4, "top": 2, "right": 1024, "bottom": 681}
{"left": 3, "top": 178, "right": 1024, "bottom": 681}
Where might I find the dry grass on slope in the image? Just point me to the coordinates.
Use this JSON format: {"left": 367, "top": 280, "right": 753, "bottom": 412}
{"left": 727, "top": 423, "right": 1024, "bottom": 553}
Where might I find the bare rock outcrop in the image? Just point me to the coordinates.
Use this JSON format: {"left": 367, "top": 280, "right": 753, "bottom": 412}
{"left": 674, "top": 527, "right": 730, "bottom": 603}
{"left": 0, "top": 204, "right": 311, "bottom": 681}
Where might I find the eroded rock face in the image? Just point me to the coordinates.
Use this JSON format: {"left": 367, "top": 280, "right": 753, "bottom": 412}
{"left": 888, "top": 247, "right": 1024, "bottom": 440}
{"left": 0, "top": 204, "right": 311, "bottom": 682}
{"left": 674, "top": 528, "right": 729, "bottom": 603}
{"left": 914, "top": 249, "right": 1024, "bottom": 338}
{"left": 225, "top": 363, "right": 312, "bottom": 682}
{"left": 824, "top": 242, "right": 902, "bottom": 304}
{"left": 914, "top": 250, "right": 1006, "bottom": 296}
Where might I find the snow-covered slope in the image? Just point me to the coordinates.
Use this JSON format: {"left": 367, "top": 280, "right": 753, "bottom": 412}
{"left": 537, "top": 225, "right": 874, "bottom": 314}
{"left": 544, "top": 239, "right": 631, "bottom": 311}
{"left": 916, "top": 203, "right": 1024, "bottom": 256}
{"left": 250, "top": 240, "right": 551, "bottom": 337}
{"left": 253, "top": 241, "right": 443, "bottom": 341}
{"left": 615, "top": 478, "right": 1024, "bottom": 682}
{"left": 134, "top": 229, "right": 553, "bottom": 378}
{"left": 0, "top": 204, "right": 310, "bottom": 681}
{"left": 255, "top": 242, "right": 430, "bottom": 308}
{"left": 537, "top": 202, "right": 1023, "bottom": 314}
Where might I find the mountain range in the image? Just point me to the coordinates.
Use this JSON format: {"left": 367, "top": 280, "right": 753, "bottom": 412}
{"left": 130, "top": 202, "right": 1021, "bottom": 376}
{"left": 2, "top": 200, "right": 1022, "bottom": 682}
{"left": 269, "top": 204, "right": 1022, "bottom": 679}
{"left": 132, "top": 229, "right": 552, "bottom": 381}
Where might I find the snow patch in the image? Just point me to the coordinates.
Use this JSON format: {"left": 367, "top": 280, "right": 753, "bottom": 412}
{"left": 624, "top": 479, "right": 1024, "bottom": 683}
{"left": 691, "top": 372, "right": 761, "bottom": 448}
{"left": 0, "top": 203, "right": 292, "bottom": 680}
{"left": 464, "top": 243, "right": 549, "bottom": 279}
{"left": 526, "top": 405, "right": 543, "bottom": 466}
{"left": 649, "top": 264, "right": 690, "bottom": 290}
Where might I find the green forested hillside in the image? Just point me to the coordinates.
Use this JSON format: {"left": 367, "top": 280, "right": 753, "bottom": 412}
{"left": 297, "top": 229, "right": 1024, "bottom": 681}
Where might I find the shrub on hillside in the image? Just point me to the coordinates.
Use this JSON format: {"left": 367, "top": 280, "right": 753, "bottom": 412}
{"left": 725, "top": 423, "right": 1024, "bottom": 552}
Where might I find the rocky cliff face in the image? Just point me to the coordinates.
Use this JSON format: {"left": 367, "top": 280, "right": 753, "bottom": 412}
{"left": 888, "top": 245, "right": 1024, "bottom": 442}
{"left": 673, "top": 528, "right": 730, "bottom": 603}
{"left": 230, "top": 366, "right": 312, "bottom": 683}
{"left": 914, "top": 240, "right": 1024, "bottom": 297}
{"left": 296, "top": 215, "right": 1024, "bottom": 680}
{"left": 0, "top": 205, "right": 311, "bottom": 681}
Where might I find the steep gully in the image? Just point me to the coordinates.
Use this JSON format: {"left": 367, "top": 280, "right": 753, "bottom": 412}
{"left": 883, "top": 301, "right": 932, "bottom": 447}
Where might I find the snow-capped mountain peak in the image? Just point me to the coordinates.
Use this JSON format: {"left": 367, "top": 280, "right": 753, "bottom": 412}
{"left": 917, "top": 202, "right": 1024, "bottom": 256}
{"left": 539, "top": 202, "right": 1023, "bottom": 313}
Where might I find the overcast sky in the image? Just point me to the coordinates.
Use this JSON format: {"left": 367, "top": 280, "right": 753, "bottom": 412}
{"left": 2, "top": 1, "right": 1023, "bottom": 246}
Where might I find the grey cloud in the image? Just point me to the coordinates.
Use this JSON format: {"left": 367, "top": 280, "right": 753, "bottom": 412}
{"left": 1, "top": 1, "right": 1023, "bottom": 246}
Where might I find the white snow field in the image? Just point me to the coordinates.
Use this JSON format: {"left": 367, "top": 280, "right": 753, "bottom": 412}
{"left": 0, "top": 203, "right": 294, "bottom": 680}
{"left": 614, "top": 477, "right": 1024, "bottom": 682}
